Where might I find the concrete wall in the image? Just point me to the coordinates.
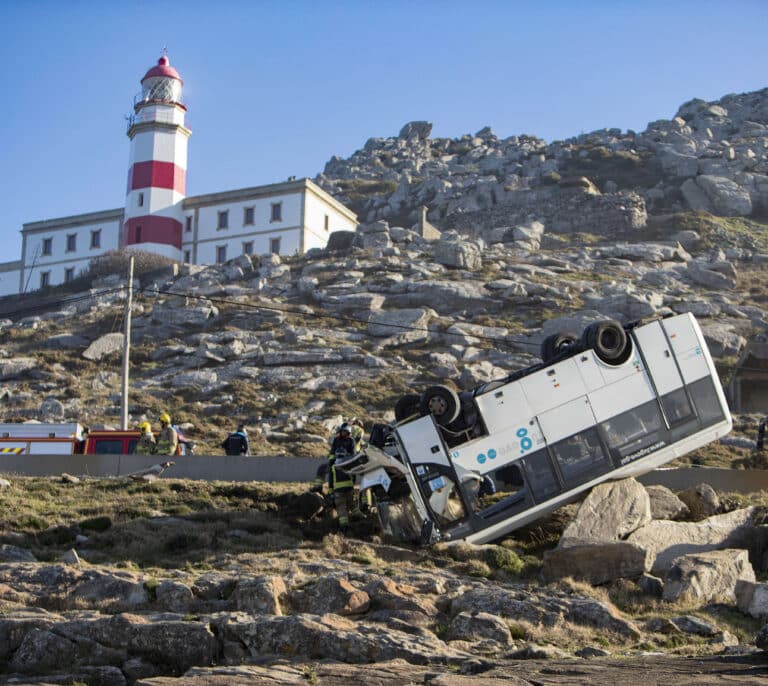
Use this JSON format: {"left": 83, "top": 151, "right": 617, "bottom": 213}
{"left": 0, "top": 453, "right": 321, "bottom": 483}
{"left": 2, "top": 456, "right": 768, "bottom": 497}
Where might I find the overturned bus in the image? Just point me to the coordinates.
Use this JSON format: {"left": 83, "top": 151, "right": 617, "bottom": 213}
{"left": 336, "top": 313, "right": 733, "bottom": 545}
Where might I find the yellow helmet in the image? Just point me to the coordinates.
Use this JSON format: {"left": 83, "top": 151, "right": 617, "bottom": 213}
{"left": 139, "top": 421, "right": 151, "bottom": 433}
{"left": 159, "top": 412, "right": 171, "bottom": 424}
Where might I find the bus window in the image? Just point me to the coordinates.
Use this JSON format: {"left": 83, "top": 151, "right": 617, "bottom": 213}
{"left": 474, "top": 463, "right": 531, "bottom": 522}
{"left": 601, "top": 400, "right": 665, "bottom": 466}
{"left": 551, "top": 428, "right": 611, "bottom": 488}
{"left": 661, "top": 388, "right": 694, "bottom": 427}
{"left": 689, "top": 377, "right": 726, "bottom": 427}
{"left": 520, "top": 449, "right": 560, "bottom": 502}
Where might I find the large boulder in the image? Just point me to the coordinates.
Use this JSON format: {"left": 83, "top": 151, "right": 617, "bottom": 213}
{"left": 695, "top": 175, "right": 753, "bottom": 216}
{"left": 645, "top": 485, "right": 689, "bottom": 521}
{"left": 559, "top": 478, "right": 652, "bottom": 547}
{"left": 542, "top": 541, "right": 647, "bottom": 585}
{"left": 289, "top": 576, "right": 370, "bottom": 616}
{"left": 433, "top": 237, "right": 482, "bottom": 271}
{"left": 234, "top": 576, "right": 287, "bottom": 615}
{"left": 735, "top": 579, "right": 768, "bottom": 619}
{"left": 367, "top": 308, "right": 433, "bottom": 344}
{"left": 399, "top": 121, "right": 432, "bottom": 141}
{"left": 677, "top": 483, "right": 721, "bottom": 521}
{"left": 626, "top": 507, "right": 756, "bottom": 574}
{"left": 0, "top": 357, "right": 38, "bottom": 380}
{"left": 662, "top": 549, "right": 755, "bottom": 604}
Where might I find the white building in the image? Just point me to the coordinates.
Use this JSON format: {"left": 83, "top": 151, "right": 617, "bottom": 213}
{"left": 0, "top": 53, "right": 357, "bottom": 297}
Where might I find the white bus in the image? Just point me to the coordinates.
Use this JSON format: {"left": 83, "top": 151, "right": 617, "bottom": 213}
{"left": 337, "top": 313, "right": 733, "bottom": 545}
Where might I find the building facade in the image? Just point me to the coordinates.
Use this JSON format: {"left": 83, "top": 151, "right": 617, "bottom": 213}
{"left": 0, "top": 54, "right": 356, "bottom": 298}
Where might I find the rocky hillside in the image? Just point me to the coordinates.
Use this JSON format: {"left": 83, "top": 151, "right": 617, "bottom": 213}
{"left": 2, "top": 89, "right": 766, "bottom": 458}
{"left": 316, "top": 88, "right": 768, "bottom": 238}
{"left": 1, "top": 87, "right": 768, "bottom": 685}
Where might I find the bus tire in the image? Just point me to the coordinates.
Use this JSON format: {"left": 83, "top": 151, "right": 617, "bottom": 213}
{"left": 583, "top": 320, "right": 632, "bottom": 365}
{"left": 419, "top": 385, "right": 460, "bottom": 426}
{"left": 394, "top": 394, "right": 422, "bottom": 422}
{"left": 541, "top": 332, "right": 578, "bottom": 363}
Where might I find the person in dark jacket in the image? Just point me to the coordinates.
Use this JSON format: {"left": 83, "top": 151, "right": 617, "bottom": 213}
{"left": 222, "top": 424, "right": 250, "bottom": 456}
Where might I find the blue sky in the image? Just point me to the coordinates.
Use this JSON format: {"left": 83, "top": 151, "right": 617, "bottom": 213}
{"left": 0, "top": 0, "right": 766, "bottom": 259}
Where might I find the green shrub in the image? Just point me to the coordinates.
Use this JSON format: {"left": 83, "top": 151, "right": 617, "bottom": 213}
{"left": 86, "top": 248, "right": 177, "bottom": 281}
{"left": 485, "top": 546, "right": 524, "bottom": 575}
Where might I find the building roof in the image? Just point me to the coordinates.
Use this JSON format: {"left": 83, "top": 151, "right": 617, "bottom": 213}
{"left": 142, "top": 55, "right": 183, "bottom": 84}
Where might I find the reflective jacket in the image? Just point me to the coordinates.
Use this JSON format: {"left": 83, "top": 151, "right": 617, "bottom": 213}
{"left": 134, "top": 433, "right": 156, "bottom": 455}
{"left": 156, "top": 425, "right": 178, "bottom": 456}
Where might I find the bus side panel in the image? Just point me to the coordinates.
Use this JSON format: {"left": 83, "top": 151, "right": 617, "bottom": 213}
{"left": 474, "top": 382, "right": 533, "bottom": 435}
{"left": 633, "top": 321, "right": 685, "bottom": 395}
{"left": 519, "top": 358, "right": 587, "bottom": 415}
{"left": 537, "top": 396, "right": 596, "bottom": 444}
{"left": 588, "top": 371, "right": 657, "bottom": 423}
{"left": 579, "top": 348, "right": 643, "bottom": 388}
{"left": 662, "top": 313, "right": 702, "bottom": 355}
{"left": 450, "top": 419, "right": 545, "bottom": 474}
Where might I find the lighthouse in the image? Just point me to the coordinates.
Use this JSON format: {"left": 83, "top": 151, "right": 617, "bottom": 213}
{"left": 123, "top": 51, "right": 190, "bottom": 259}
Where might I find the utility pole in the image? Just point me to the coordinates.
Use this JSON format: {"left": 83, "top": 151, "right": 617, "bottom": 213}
{"left": 120, "top": 256, "right": 135, "bottom": 430}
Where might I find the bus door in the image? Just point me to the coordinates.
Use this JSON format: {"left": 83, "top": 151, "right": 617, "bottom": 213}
{"left": 633, "top": 320, "right": 697, "bottom": 435}
{"left": 395, "top": 415, "right": 473, "bottom": 531}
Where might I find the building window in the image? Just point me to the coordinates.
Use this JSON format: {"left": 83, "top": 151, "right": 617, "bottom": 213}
{"left": 216, "top": 245, "right": 227, "bottom": 263}
{"left": 184, "top": 249, "right": 191, "bottom": 263}
{"left": 270, "top": 237, "right": 281, "bottom": 255}
{"left": 40, "top": 271, "right": 50, "bottom": 288}
{"left": 64, "top": 267, "right": 75, "bottom": 283}
{"left": 90, "top": 229, "right": 101, "bottom": 249}
{"left": 66, "top": 234, "right": 77, "bottom": 252}
{"left": 185, "top": 216, "right": 193, "bottom": 233}
{"left": 138, "top": 192, "right": 144, "bottom": 207}
{"left": 244, "top": 207, "right": 254, "bottom": 225}
{"left": 270, "top": 202, "right": 282, "bottom": 222}
{"left": 242, "top": 241, "right": 253, "bottom": 255}
{"left": 218, "top": 210, "right": 229, "bottom": 229}
{"left": 42, "top": 238, "right": 53, "bottom": 256}
{"left": 324, "top": 214, "right": 329, "bottom": 231}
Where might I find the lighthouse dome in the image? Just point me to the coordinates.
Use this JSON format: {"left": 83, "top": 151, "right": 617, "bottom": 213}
{"left": 142, "top": 54, "right": 183, "bottom": 84}
{"left": 136, "top": 53, "right": 184, "bottom": 109}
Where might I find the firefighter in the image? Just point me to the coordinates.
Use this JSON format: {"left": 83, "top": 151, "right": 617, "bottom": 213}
{"left": 155, "top": 412, "right": 179, "bottom": 456}
{"left": 311, "top": 423, "right": 358, "bottom": 531}
{"left": 349, "top": 417, "right": 365, "bottom": 453}
{"left": 133, "top": 421, "right": 156, "bottom": 455}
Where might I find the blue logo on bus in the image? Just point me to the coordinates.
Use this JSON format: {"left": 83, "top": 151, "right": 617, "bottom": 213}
{"left": 517, "top": 427, "right": 533, "bottom": 454}
{"left": 477, "top": 453, "right": 486, "bottom": 464}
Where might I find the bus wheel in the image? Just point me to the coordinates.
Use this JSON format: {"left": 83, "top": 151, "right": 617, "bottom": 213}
{"left": 540, "top": 332, "right": 578, "bottom": 363}
{"left": 583, "top": 320, "right": 632, "bottom": 364}
{"left": 419, "top": 385, "right": 460, "bottom": 425}
{"left": 394, "top": 394, "right": 422, "bottom": 422}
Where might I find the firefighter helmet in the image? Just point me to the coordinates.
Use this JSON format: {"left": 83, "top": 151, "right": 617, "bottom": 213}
{"left": 139, "top": 421, "right": 151, "bottom": 433}
{"left": 159, "top": 412, "right": 171, "bottom": 424}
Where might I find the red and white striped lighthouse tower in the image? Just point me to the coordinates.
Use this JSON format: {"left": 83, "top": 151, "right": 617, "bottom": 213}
{"left": 123, "top": 52, "right": 190, "bottom": 259}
